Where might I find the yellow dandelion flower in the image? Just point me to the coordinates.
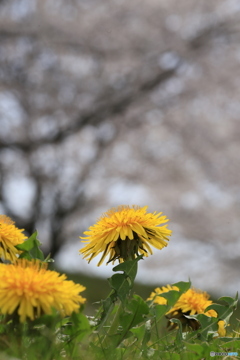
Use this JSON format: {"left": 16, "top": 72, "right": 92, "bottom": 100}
{"left": 80, "top": 205, "right": 172, "bottom": 266}
{"left": 167, "top": 288, "right": 217, "bottom": 330}
{"left": 169, "top": 288, "right": 217, "bottom": 317}
{"left": 0, "top": 215, "right": 27, "bottom": 261}
{"left": 149, "top": 286, "right": 217, "bottom": 331}
{"left": 147, "top": 284, "right": 179, "bottom": 305}
{"left": 0, "top": 259, "right": 86, "bottom": 323}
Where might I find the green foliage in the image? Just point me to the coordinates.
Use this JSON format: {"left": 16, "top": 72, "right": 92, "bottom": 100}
{"left": 108, "top": 256, "right": 141, "bottom": 302}
{"left": 2, "top": 233, "right": 240, "bottom": 360}
{"left": 206, "top": 294, "right": 238, "bottom": 326}
{"left": 16, "top": 231, "right": 52, "bottom": 262}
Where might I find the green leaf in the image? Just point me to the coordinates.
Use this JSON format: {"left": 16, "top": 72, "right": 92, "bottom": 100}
{"left": 31, "top": 312, "right": 61, "bottom": 328}
{"left": 185, "top": 342, "right": 204, "bottom": 355}
{"left": 96, "top": 292, "right": 116, "bottom": 329}
{"left": 205, "top": 304, "right": 233, "bottom": 326}
{"left": 18, "top": 252, "right": 32, "bottom": 260}
{"left": 110, "top": 295, "right": 149, "bottom": 347}
{"left": 112, "top": 256, "right": 141, "bottom": 286}
{"left": 70, "top": 312, "right": 91, "bottom": 333}
{"left": 153, "top": 304, "right": 168, "bottom": 322}
{"left": 16, "top": 232, "right": 38, "bottom": 251}
{"left": 62, "top": 312, "right": 91, "bottom": 347}
{"left": 218, "top": 294, "right": 238, "bottom": 308}
{"left": 184, "top": 342, "right": 212, "bottom": 359}
{"left": 120, "top": 295, "right": 149, "bottom": 329}
{"left": 60, "top": 312, "right": 91, "bottom": 358}
{"left": 160, "top": 291, "right": 182, "bottom": 309}
{"left": 108, "top": 257, "right": 141, "bottom": 303}
{"left": 172, "top": 280, "right": 191, "bottom": 293}
{"left": 16, "top": 231, "right": 45, "bottom": 261}
{"left": 108, "top": 274, "right": 131, "bottom": 303}
{"left": 130, "top": 322, "right": 146, "bottom": 342}
{"left": 220, "top": 338, "right": 240, "bottom": 350}
{"left": 205, "top": 294, "right": 238, "bottom": 326}
{"left": 169, "top": 353, "right": 181, "bottom": 360}
{"left": 220, "top": 337, "right": 240, "bottom": 343}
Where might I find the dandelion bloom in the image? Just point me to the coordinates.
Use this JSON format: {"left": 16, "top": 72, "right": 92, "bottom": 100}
{"left": 0, "top": 259, "right": 86, "bottom": 323}
{"left": 0, "top": 215, "right": 27, "bottom": 261}
{"left": 148, "top": 286, "right": 217, "bottom": 330}
{"left": 169, "top": 288, "right": 217, "bottom": 317}
{"left": 80, "top": 205, "right": 172, "bottom": 266}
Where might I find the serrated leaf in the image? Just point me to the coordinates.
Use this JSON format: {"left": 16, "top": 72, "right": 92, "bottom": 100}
{"left": 16, "top": 231, "right": 45, "bottom": 261}
{"left": 112, "top": 256, "right": 141, "bottom": 286}
{"left": 120, "top": 295, "right": 149, "bottom": 329}
{"left": 108, "top": 274, "right": 131, "bottom": 303}
{"left": 111, "top": 295, "right": 149, "bottom": 347}
{"left": 172, "top": 280, "right": 191, "bottom": 293}
{"left": 108, "top": 257, "right": 142, "bottom": 303}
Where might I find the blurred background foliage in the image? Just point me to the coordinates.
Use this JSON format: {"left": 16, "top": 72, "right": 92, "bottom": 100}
{"left": 0, "top": 0, "right": 240, "bottom": 305}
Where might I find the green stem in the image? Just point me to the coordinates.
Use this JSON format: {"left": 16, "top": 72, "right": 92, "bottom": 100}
{"left": 97, "top": 257, "right": 140, "bottom": 348}
{"left": 94, "top": 288, "right": 118, "bottom": 333}
{"left": 101, "top": 301, "right": 122, "bottom": 348}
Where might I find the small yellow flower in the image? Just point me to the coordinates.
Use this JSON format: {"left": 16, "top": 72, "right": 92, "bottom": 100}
{"left": 148, "top": 286, "right": 217, "bottom": 331}
{"left": 0, "top": 259, "right": 86, "bottom": 322}
{"left": 80, "top": 205, "right": 172, "bottom": 266}
{"left": 217, "top": 320, "right": 226, "bottom": 337}
{"left": 0, "top": 215, "right": 27, "bottom": 261}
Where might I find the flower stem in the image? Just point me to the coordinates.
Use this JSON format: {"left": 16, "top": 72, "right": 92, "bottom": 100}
{"left": 101, "top": 300, "right": 122, "bottom": 348}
